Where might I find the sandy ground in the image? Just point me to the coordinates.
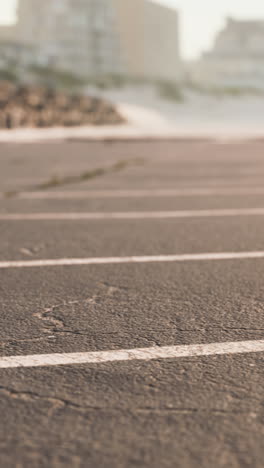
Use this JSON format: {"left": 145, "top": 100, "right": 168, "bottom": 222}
{"left": 0, "top": 85, "right": 264, "bottom": 142}
{"left": 106, "top": 85, "right": 264, "bottom": 137}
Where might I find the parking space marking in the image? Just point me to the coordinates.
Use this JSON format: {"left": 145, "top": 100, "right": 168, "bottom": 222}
{"left": 1, "top": 340, "right": 264, "bottom": 369}
{"left": 2, "top": 188, "right": 264, "bottom": 199}
{"left": 2, "top": 251, "right": 264, "bottom": 269}
{"left": 2, "top": 208, "right": 264, "bottom": 221}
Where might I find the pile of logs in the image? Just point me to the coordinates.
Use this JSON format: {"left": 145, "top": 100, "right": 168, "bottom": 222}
{"left": 0, "top": 81, "right": 124, "bottom": 128}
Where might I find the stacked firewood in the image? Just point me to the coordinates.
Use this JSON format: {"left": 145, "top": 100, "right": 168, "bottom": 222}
{"left": 0, "top": 81, "right": 124, "bottom": 128}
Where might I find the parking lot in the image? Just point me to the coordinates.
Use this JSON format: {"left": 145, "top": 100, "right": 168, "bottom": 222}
{"left": 1, "top": 139, "right": 264, "bottom": 467}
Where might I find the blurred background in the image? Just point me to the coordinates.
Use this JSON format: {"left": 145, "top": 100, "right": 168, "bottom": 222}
{"left": 1, "top": 0, "right": 264, "bottom": 133}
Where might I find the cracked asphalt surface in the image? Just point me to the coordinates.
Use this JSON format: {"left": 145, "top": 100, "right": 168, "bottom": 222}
{"left": 1, "top": 139, "right": 264, "bottom": 467}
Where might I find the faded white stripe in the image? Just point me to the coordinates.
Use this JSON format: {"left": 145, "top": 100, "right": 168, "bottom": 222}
{"left": 0, "top": 340, "right": 264, "bottom": 369}
{"left": 2, "top": 208, "right": 264, "bottom": 221}
{"left": 1, "top": 251, "right": 264, "bottom": 269}
{"left": 2, "top": 188, "right": 264, "bottom": 199}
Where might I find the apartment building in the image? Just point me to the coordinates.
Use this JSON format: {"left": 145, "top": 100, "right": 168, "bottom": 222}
{"left": 14, "top": 0, "right": 123, "bottom": 75}
{"left": 113, "top": 0, "right": 181, "bottom": 81}
{"left": 0, "top": 0, "right": 181, "bottom": 82}
{"left": 191, "top": 18, "right": 264, "bottom": 89}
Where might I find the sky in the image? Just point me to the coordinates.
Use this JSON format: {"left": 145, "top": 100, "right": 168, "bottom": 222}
{"left": 0, "top": 0, "right": 264, "bottom": 59}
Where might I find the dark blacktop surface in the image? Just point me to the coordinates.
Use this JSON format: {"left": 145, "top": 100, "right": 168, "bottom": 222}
{"left": 0, "top": 139, "right": 264, "bottom": 467}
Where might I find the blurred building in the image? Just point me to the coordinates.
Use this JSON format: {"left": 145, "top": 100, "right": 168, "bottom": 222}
{"left": 191, "top": 18, "right": 264, "bottom": 89}
{"left": 0, "top": 25, "right": 16, "bottom": 41}
{"left": 113, "top": 0, "right": 181, "bottom": 81}
{"left": 14, "top": 0, "right": 123, "bottom": 74}
{"left": 0, "top": 40, "right": 39, "bottom": 70}
{"left": 0, "top": 22, "right": 42, "bottom": 72}
{"left": 0, "top": 0, "right": 181, "bottom": 82}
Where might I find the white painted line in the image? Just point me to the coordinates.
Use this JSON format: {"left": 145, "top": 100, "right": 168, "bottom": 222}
{"left": 0, "top": 340, "right": 264, "bottom": 369}
{"left": 2, "top": 251, "right": 264, "bottom": 269}
{"left": 3, "top": 187, "right": 264, "bottom": 199}
{"left": 2, "top": 208, "right": 264, "bottom": 221}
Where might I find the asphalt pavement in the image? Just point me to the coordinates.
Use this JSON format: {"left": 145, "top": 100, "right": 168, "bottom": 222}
{"left": 0, "top": 139, "right": 264, "bottom": 467}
